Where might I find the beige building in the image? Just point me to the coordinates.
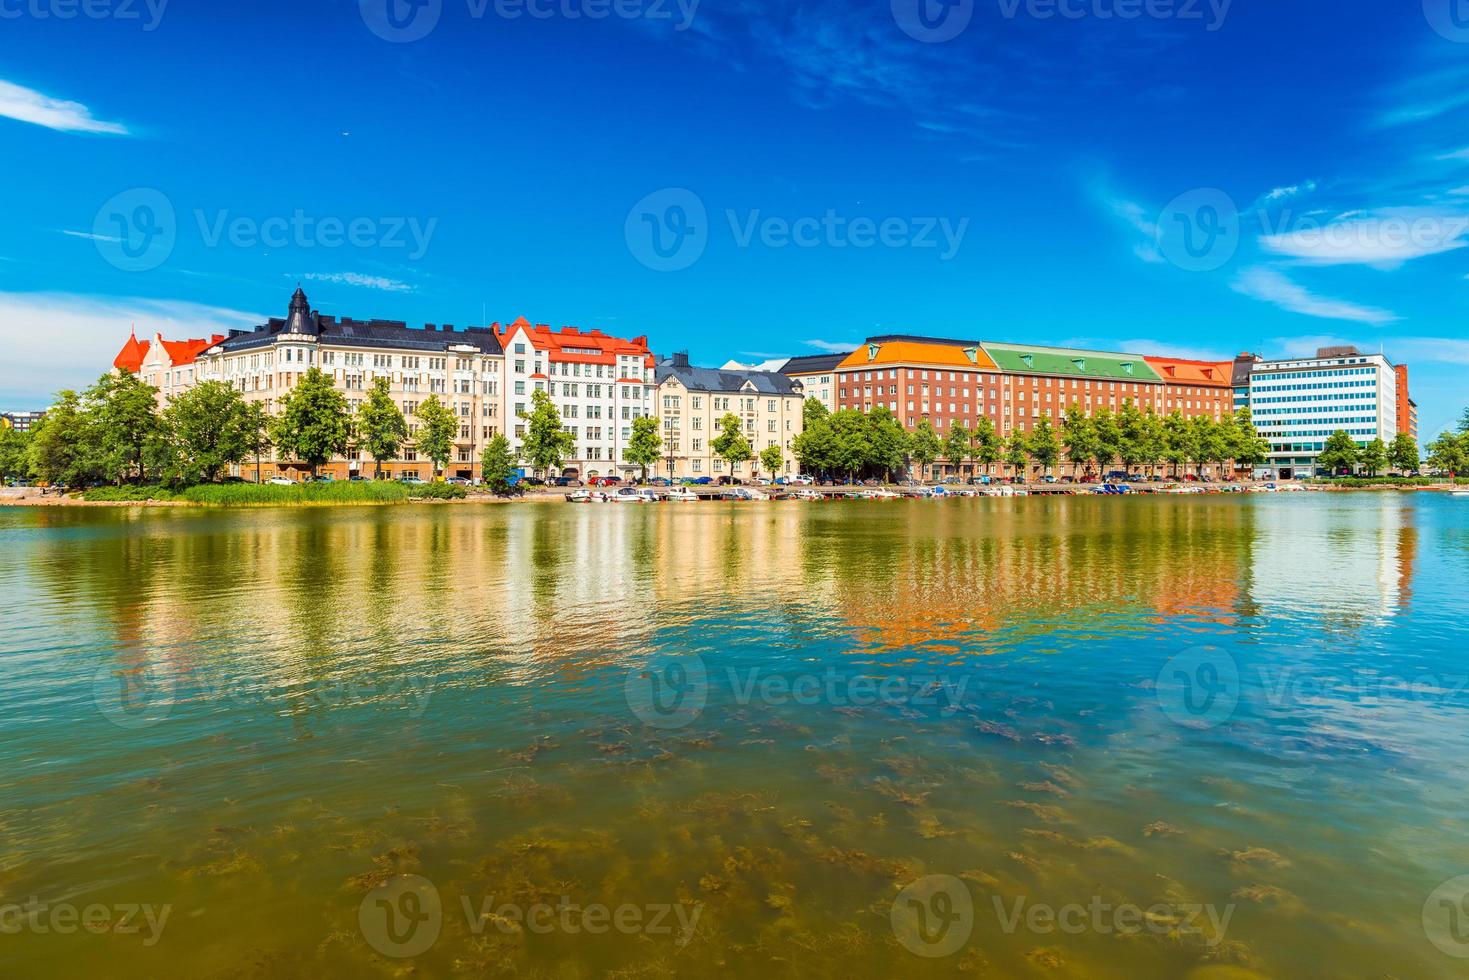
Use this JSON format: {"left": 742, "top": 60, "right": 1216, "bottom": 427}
{"left": 654, "top": 353, "right": 805, "bottom": 479}
{"left": 780, "top": 352, "right": 847, "bottom": 413}
{"left": 114, "top": 330, "right": 225, "bottom": 408}
{"left": 189, "top": 288, "right": 506, "bottom": 480}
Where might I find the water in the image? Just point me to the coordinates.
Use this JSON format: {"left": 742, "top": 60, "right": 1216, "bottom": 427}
{"left": 2, "top": 494, "right": 1468, "bottom": 978}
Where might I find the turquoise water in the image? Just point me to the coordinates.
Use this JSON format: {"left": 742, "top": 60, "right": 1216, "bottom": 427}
{"left": 2, "top": 493, "right": 1468, "bottom": 977}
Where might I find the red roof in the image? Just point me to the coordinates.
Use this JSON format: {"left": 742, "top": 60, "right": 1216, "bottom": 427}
{"left": 1143, "top": 356, "right": 1233, "bottom": 388}
{"left": 496, "top": 317, "right": 654, "bottom": 369}
{"left": 113, "top": 331, "right": 225, "bottom": 373}
{"left": 114, "top": 332, "right": 150, "bottom": 372}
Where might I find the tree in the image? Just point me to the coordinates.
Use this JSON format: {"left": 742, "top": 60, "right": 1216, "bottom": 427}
{"left": 1029, "top": 416, "right": 1061, "bottom": 478}
{"left": 1192, "top": 415, "right": 1227, "bottom": 479}
{"left": 1231, "top": 408, "right": 1271, "bottom": 474}
{"left": 1004, "top": 431, "right": 1030, "bottom": 480}
{"left": 759, "top": 443, "right": 784, "bottom": 480}
{"left": 945, "top": 422, "right": 971, "bottom": 480}
{"left": 1389, "top": 433, "right": 1420, "bottom": 475}
{"left": 1061, "top": 406, "right": 1096, "bottom": 479}
{"left": 1162, "top": 411, "right": 1193, "bottom": 478}
{"left": 1117, "top": 401, "right": 1151, "bottom": 475}
{"left": 803, "top": 397, "right": 830, "bottom": 429}
{"left": 270, "top": 367, "right": 350, "bottom": 477}
{"left": 25, "top": 391, "right": 101, "bottom": 487}
{"left": 1427, "top": 431, "right": 1467, "bottom": 476}
{"left": 909, "top": 418, "right": 942, "bottom": 480}
{"left": 625, "top": 416, "right": 663, "bottom": 482}
{"left": 827, "top": 409, "right": 871, "bottom": 482}
{"left": 712, "top": 412, "right": 752, "bottom": 477}
{"left": 414, "top": 395, "right": 457, "bottom": 479}
{"left": 1460, "top": 408, "right": 1469, "bottom": 434}
{"left": 865, "top": 407, "right": 909, "bottom": 481}
{"left": 160, "top": 381, "right": 268, "bottom": 484}
{"left": 0, "top": 426, "right": 30, "bottom": 482}
{"left": 1317, "top": 429, "right": 1361, "bottom": 475}
{"left": 518, "top": 388, "right": 575, "bottom": 478}
{"left": 970, "top": 415, "right": 1003, "bottom": 478}
{"left": 87, "top": 370, "right": 163, "bottom": 484}
{"left": 1359, "top": 437, "right": 1389, "bottom": 478}
{"left": 1091, "top": 406, "right": 1122, "bottom": 475}
{"left": 241, "top": 400, "right": 271, "bottom": 484}
{"left": 480, "top": 433, "right": 518, "bottom": 495}
{"left": 357, "top": 377, "right": 408, "bottom": 478}
{"left": 793, "top": 414, "right": 835, "bottom": 477}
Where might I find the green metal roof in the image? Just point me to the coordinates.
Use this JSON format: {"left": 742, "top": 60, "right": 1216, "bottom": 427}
{"left": 980, "top": 343, "right": 1163, "bottom": 382}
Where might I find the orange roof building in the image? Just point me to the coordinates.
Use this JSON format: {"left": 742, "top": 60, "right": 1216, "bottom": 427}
{"left": 113, "top": 329, "right": 227, "bottom": 404}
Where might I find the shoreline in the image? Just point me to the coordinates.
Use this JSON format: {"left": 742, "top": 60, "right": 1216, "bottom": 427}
{"left": 3, "top": 481, "right": 1460, "bottom": 508}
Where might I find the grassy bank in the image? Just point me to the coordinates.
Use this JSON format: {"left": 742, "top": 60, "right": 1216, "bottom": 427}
{"left": 83, "top": 482, "right": 418, "bottom": 505}
{"left": 1304, "top": 476, "right": 1468, "bottom": 489}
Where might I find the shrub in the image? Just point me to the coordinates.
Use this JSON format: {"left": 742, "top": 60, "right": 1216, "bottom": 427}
{"left": 177, "top": 481, "right": 409, "bottom": 505}
{"left": 82, "top": 485, "right": 176, "bottom": 502}
{"left": 406, "top": 482, "right": 467, "bottom": 500}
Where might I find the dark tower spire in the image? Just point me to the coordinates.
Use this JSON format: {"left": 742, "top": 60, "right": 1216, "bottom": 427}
{"left": 286, "top": 285, "right": 317, "bottom": 335}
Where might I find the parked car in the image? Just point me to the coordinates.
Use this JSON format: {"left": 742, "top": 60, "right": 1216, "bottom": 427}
{"left": 349, "top": 475, "right": 369, "bottom": 482}
{"left": 268, "top": 477, "right": 295, "bottom": 485}
{"left": 446, "top": 477, "right": 472, "bottom": 486}
{"left": 647, "top": 477, "right": 670, "bottom": 487}
{"left": 715, "top": 476, "right": 744, "bottom": 486}
{"left": 399, "top": 476, "right": 426, "bottom": 485}
{"left": 789, "top": 475, "right": 815, "bottom": 485}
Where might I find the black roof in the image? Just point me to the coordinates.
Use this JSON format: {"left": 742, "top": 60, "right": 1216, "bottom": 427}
{"left": 212, "top": 289, "right": 503, "bottom": 356}
{"left": 781, "top": 352, "right": 849, "bottom": 373}
{"left": 656, "top": 355, "right": 801, "bottom": 395}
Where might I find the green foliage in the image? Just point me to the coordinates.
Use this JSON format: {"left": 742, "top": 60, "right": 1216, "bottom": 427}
{"left": 270, "top": 367, "right": 350, "bottom": 475}
{"left": 1230, "top": 408, "right": 1271, "bottom": 469}
{"left": 406, "top": 482, "right": 467, "bottom": 499}
{"left": 802, "top": 397, "right": 830, "bottom": 429}
{"left": 0, "top": 426, "right": 30, "bottom": 482}
{"left": 82, "top": 485, "right": 176, "bottom": 502}
{"left": 481, "top": 433, "right": 519, "bottom": 494}
{"left": 759, "top": 442, "right": 784, "bottom": 478}
{"left": 828, "top": 409, "right": 872, "bottom": 478}
{"left": 1004, "top": 431, "right": 1030, "bottom": 476}
{"left": 25, "top": 390, "right": 102, "bottom": 487}
{"left": 1427, "top": 431, "right": 1468, "bottom": 475}
{"left": 792, "top": 413, "right": 835, "bottom": 475}
{"left": 1162, "top": 411, "right": 1194, "bottom": 476}
{"left": 86, "top": 370, "right": 164, "bottom": 483}
{"left": 711, "top": 412, "right": 753, "bottom": 473}
{"left": 157, "top": 381, "right": 267, "bottom": 485}
{"left": 970, "top": 415, "right": 1003, "bottom": 475}
{"left": 1359, "top": 437, "right": 1389, "bottom": 477}
{"left": 518, "top": 388, "right": 575, "bottom": 477}
{"left": 357, "top": 377, "right": 409, "bottom": 476}
{"left": 1090, "top": 406, "right": 1122, "bottom": 471}
{"left": 1317, "top": 430, "right": 1362, "bottom": 474}
{"left": 414, "top": 394, "right": 458, "bottom": 476}
{"left": 944, "top": 422, "right": 971, "bottom": 476}
{"left": 909, "top": 417, "right": 942, "bottom": 473}
{"left": 1389, "top": 433, "right": 1419, "bottom": 474}
{"left": 864, "top": 407, "right": 909, "bottom": 479}
{"left": 82, "top": 481, "right": 410, "bottom": 504}
{"left": 625, "top": 416, "right": 664, "bottom": 480}
{"left": 1028, "top": 416, "right": 1062, "bottom": 474}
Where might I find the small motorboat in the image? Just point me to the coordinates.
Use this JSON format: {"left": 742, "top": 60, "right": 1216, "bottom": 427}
{"left": 610, "top": 487, "right": 655, "bottom": 503}
{"left": 857, "top": 487, "right": 901, "bottom": 500}
{"left": 722, "top": 487, "right": 770, "bottom": 501}
{"left": 790, "top": 488, "right": 823, "bottom": 501}
{"left": 565, "top": 489, "right": 595, "bottom": 502}
{"left": 664, "top": 487, "right": 700, "bottom": 502}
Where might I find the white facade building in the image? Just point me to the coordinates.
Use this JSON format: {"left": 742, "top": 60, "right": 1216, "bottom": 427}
{"left": 498, "top": 318, "right": 655, "bottom": 478}
{"left": 1247, "top": 346, "right": 1398, "bottom": 479}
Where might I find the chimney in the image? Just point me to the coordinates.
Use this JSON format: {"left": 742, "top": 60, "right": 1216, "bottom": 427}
{"left": 671, "top": 351, "right": 690, "bottom": 368}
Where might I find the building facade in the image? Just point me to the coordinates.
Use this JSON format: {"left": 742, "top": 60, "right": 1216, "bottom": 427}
{"left": 497, "top": 318, "right": 655, "bottom": 479}
{"left": 779, "top": 352, "right": 848, "bottom": 413}
{"left": 114, "top": 330, "right": 226, "bottom": 407}
{"left": 193, "top": 288, "right": 506, "bottom": 481}
{"left": 655, "top": 353, "right": 804, "bottom": 479}
{"left": 1, "top": 411, "right": 45, "bottom": 433}
{"left": 1246, "top": 346, "right": 1401, "bottom": 479}
{"left": 1394, "top": 364, "right": 1418, "bottom": 443}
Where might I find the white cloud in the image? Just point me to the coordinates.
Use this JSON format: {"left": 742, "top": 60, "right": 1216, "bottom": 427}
{"left": 1106, "top": 197, "right": 1164, "bottom": 263}
{"left": 301, "top": 272, "right": 413, "bottom": 293}
{"left": 803, "top": 339, "right": 856, "bottom": 353}
{"left": 1258, "top": 210, "right": 1469, "bottom": 268}
{"left": 1255, "top": 180, "right": 1318, "bottom": 206}
{"left": 60, "top": 229, "right": 121, "bottom": 243}
{"left": 1435, "top": 147, "right": 1469, "bottom": 162}
{"left": 0, "top": 292, "right": 260, "bottom": 406}
{"left": 1231, "top": 267, "right": 1398, "bottom": 325}
{"left": 0, "top": 79, "right": 128, "bottom": 135}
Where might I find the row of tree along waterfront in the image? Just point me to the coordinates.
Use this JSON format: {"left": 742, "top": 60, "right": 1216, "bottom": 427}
{"left": 1, "top": 369, "right": 1459, "bottom": 489}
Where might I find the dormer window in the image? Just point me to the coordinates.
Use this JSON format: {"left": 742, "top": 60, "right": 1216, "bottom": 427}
{"left": 867, "top": 343, "right": 881, "bottom": 361}
{"left": 1071, "top": 357, "right": 1086, "bottom": 371}
{"left": 1020, "top": 353, "right": 1034, "bottom": 369}
{"left": 1121, "top": 361, "right": 1134, "bottom": 375}
{"left": 962, "top": 347, "right": 978, "bottom": 364}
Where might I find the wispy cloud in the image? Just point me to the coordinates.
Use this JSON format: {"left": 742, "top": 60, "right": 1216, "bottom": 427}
{"left": 1253, "top": 180, "right": 1317, "bottom": 207}
{"left": 0, "top": 292, "right": 260, "bottom": 406}
{"left": 0, "top": 79, "right": 128, "bottom": 135}
{"left": 1258, "top": 209, "right": 1469, "bottom": 269}
{"left": 60, "top": 229, "right": 121, "bottom": 243}
{"left": 301, "top": 272, "right": 413, "bottom": 293}
{"left": 1231, "top": 267, "right": 1398, "bottom": 325}
{"left": 803, "top": 339, "right": 856, "bottom": 353}
{"left": 1104, "top": 196, "right": 1163, "bottom": 263}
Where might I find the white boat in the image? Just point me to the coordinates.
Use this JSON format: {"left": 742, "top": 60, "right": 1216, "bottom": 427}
{"left": 610, "top": 487, "right": 654, "bottom": 503}
{"left": 724, "top": 487, "right": 770, "bottom": 501}
{"left": 663, "top": 487, "right": 700, "bottom": 502}
{"left": 857, "top": 487, "right": 900, "bottom": 500}
{"left": 565, "top": 489, "right": 595, "bottom": 502}
{"left": 1450, "top": 489, "right": 1469, "bottom": 497}
{"left": 790, "top": 488, "right": 823, "bottom": 501}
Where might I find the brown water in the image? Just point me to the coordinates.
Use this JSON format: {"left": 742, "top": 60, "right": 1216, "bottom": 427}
{"left": 3, "top": 494, "right": 1468, "bottom": 978}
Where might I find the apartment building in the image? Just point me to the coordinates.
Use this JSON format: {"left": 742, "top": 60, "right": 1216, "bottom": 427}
{"left": 779, "top": 352, "right": 848, "bottom": 413}
{"left": 497, "top": 318, "right": 655, "bottom": 479}
{"left": 114, "top": 329, "right": 226, "bottom": 407}
{"left": 1, "top": 411, "right": 45, "bottom": 433}
{"left": 1246, "top": 346, "right": 1401, "bottom": 479}
{"left": 655, "top": 352, "right": 804, "bottom": 479}
{"left": 191, "top": 288, "right": 506, "bottom": 480}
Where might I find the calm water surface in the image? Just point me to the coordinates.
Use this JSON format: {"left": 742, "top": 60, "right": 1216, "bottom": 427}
{"left": 3, "top": 494, "right": 1469, "bottom": 978}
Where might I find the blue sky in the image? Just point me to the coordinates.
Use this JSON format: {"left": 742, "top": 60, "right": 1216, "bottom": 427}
{"left": 1, "top": 0, "right": 1467, "bottom": 434}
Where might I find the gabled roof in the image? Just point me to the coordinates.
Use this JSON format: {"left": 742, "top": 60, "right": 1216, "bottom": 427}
{"left": 656, "top": 357, "right": 801, "bottom": 396}
{"left": 497, "top": 317, "right": 653, "bottom": 368}
{"left": 115, "top": 331, "right": 225, "bottom": 371}
{"left": 837, "top": 338, "right": 997, "bottom": 372}
{"left": 980, "top": 342, "right": 1162, "bottom": 382}
{"left": 114, "top": 331, "right": 149, "bottom": 372}
{"left": 1143, "top": 356, "right": 1233, "bottom": 388}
